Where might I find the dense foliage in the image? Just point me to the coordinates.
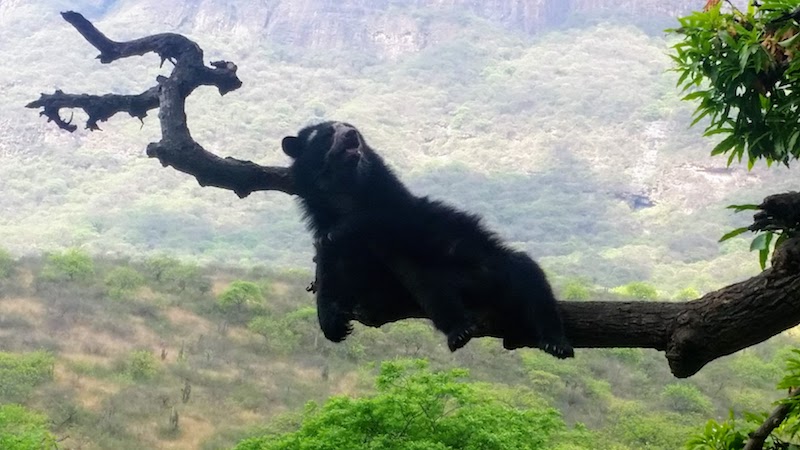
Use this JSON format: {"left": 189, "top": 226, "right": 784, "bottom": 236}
{"left": 234, "top": 360, "right": 588, "bottom": 450}
{"left": 671, "top": 0, "right": 800, "bottom": 267}
{"left": 0, "top": 405, "right": 56, "bottom": 450}
{"left": 672, "top": 0, "right": 800, "bottom": 167}
{"left": 0, "top": 351, "right": 54, "bottom": 403}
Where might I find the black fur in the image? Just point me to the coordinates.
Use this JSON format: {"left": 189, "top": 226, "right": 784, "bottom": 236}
{"left": 282, "top": 121, "right": 573, "bottom": 358}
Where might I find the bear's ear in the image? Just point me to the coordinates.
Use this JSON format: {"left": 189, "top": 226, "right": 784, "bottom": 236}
{"left": 282, "top": 136, "right": 303, "bottom": 159}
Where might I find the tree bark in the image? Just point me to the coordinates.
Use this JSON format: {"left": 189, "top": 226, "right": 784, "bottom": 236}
{"left": 26, "top": 11, "right": 800, "bottom": 378}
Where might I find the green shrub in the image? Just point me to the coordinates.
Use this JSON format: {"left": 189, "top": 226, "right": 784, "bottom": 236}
{"left": 218, "top": 281, "right": 263, "bottom": 312}
{"left": 142, "top": 255, "right": 180, "bottom": 282}
{"left": 233, "top": 359, "right": 575, "bottom": 450}
{"left": 248, "top": 316, "right": 286, "bottom": 343}
{"left": 661, "top": 383, "right": 713, "bottom": 415}
{"left": 126, "top": 350, "right": 158, "bottom": 381}
{"left": 0, "top": 404, "right": 56, "bottom": 450}
{"left": 674, "top": 287, "right": 700, "bottom": 301}
{"left": 0, "top": 351, "right": 54, "bottom": 403}
{"left": 608, "top": 406, "right": 694, "bottom": 450}
{"left": 562, "top": 278, "right": 591, "bottom": 301}
{"left": 105, "top": 266, "right": 146, "bottom": 300}
{"left": 163, "top": 263, "right": 210, "bottom": 294}
{"left": 729, "top": 351, "right": 781, "bottom": 387}
{"left": 143, "top": 256, "right": 210, "bottom": 294}
{"left": 40, "top": 249, "right": 94, "bottom": 283}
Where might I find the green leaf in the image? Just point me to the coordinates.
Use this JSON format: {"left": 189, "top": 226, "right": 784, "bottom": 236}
{"left": 726, "top": 203, "right": 760, "bottom": 212}
{"left": 711, "top": 135, "right": 739, "bottom": 155}
{"left": 759, "top": 233, "right": 773, "bottom": 270}
{"left": 691, "top": 108, "right": 713, "bottom": 127}
{"left": 750, "top": 233, "right": 769, "bottom": 252}
{"left": 739, "top": 46, "right": 752, "bottom": 72}
{"left": 682, "top": 90, "right": 708, "bottom": 101}
{"left": 760, "top": 247, "right": 769, "bottom": 270}
{"left": 703, "top": 127, "right": 734, "bottom": 137}
{"left": 788, "top": 130, "right": 800, "bottom": 152}
{"left": 719, "top": 227, "right": 750, "bottom": 242}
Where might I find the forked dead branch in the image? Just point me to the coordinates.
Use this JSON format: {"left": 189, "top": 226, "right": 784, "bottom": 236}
{"left": 27, "top": 11, "right": 800, "bottom": 378}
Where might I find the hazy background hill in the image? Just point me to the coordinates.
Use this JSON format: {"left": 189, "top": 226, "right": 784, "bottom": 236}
{"left": 0, "top": 0, "right": 793, "bottom": 295}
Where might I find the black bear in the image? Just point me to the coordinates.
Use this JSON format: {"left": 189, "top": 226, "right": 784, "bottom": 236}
{"left": 282, "top": 121, "right": 573, "bottom": 359}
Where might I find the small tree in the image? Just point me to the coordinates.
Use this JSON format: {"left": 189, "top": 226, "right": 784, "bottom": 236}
{"left": 248, "top": 315, "right": 290, "bottom": 351}
{"left": 218, "top": 280, "right": 263, "bottom": 313}
{"left": 0, "top": 404, "right": 57, "bottom": 450}
{"left": 0, "top": 351, "right": 54, "bottom": 403}
{"left": 40, "top": 248, "right": 94, "bottom": 282}
{"left": 143, "top": 255, "right": 210, "bottom": 294}
{"left": 143, "top": 255, "right": 181, "bottom": 283}
{"left": 126, "top": 350, "right": 158, "bottom": 381}
{"left": 661, "top": 383, "right": 713, "bottom": 415}
{"left": 105, "top": 266, "right": 146, "bottom": 300}
{"left": 562, "top": 278, "right": 592, "bottom": 301}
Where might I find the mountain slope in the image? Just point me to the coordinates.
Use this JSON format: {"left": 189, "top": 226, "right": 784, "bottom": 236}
{"left": 0, "top": 0, "right": 793, "bottom": 293}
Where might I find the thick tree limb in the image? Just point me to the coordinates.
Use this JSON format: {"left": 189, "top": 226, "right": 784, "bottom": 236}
{"left": 744, "top": 387, "right": 800, "bottom": 450}
{"left": 27, "top": 12, "right": 800, "bottom": 378}
{"left": 353, "top": 238, "right": 800, "bottom": 378}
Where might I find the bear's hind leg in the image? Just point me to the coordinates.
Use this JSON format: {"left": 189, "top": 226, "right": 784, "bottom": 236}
{"left": 505, "top": 252, "right": 574, "bottom": 359}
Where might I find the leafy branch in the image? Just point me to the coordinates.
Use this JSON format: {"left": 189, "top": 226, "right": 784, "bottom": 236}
{"left": 671, "top": 1, "right": 800, "bottom": 268}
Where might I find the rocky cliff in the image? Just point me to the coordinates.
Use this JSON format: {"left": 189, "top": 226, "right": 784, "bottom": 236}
{"left": 2, "top": 0, "right": 698, "bottom": 58}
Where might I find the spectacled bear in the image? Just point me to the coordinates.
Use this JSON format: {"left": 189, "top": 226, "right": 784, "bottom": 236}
{"left": 282, "top": 121, "right": 573, "bottom": 359}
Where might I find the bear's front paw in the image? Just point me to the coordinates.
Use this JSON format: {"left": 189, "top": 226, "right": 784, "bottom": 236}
{"left": 502, "top": 336, "right": 525, "bottom": 350}
{"left": 319, "top": 314, "right": 353, "bottom": 343}
{"left": 538, "top": 339, "right": 574, "bottom": 359}
{"left": 447, "top": 324, "right": 477, "bottom": 352}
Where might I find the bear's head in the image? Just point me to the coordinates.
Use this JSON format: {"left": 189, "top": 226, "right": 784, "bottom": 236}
{"left": 282, "top": 121, "right": 372, "bottom": 195}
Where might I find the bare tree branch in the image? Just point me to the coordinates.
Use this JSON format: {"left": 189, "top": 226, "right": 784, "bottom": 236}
{"left": 26, "top": 11, "right": 294, "bottom": 197}
{"left": 26, "top": 11, "right": 800, "bottom": 378}
{"left": 744, "top": 387, "right": 800, "bottom": 450}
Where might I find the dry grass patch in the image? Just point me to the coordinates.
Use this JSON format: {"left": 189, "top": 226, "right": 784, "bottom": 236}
{"left": 0, "top": 296, "right": 44, "bottom": 320}
{"left": 62, "top": 325, "right": 137, "bottom": 357}
{"left": 152, "top": 414, "right": 216, "bottom": 450}
{"left": 332, "top": 371, "right": 361, "bottom": 396}
{"left": 165, "top": 307, "right": 213, "bottom": 334}
{"left": 54, "top": 362, "right": 121, "bottom": 411}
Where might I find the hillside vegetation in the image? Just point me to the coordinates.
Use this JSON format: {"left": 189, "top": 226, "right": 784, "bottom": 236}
{"left": 0, "top": 251, "right": 797, "bottom": 449}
